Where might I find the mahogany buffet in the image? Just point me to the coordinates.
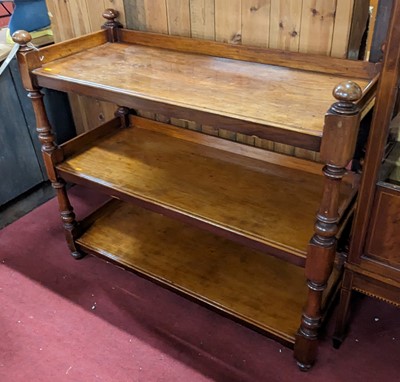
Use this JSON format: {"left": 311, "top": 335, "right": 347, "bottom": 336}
{"left": 12, "top": 9, "right": 380, "bottom": 370}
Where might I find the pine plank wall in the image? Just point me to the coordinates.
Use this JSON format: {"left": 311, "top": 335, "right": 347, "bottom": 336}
{"left": 45, "top": 0, "right": 372, "bottom": 160}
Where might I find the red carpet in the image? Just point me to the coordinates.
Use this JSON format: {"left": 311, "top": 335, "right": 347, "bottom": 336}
{"left": 0, "top": 186, "right": 399, "bottom": 381}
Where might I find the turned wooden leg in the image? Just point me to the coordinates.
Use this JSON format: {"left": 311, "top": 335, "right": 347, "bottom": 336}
{"left": 294, "top": 166, "right": 340, "bottom": 371}
{"left": 29, "top": 89, "right": 83, "bottom": 259}
{"left": 294, "top": 81, "right": 362, "bottom": 370}
{"left": 333, "top": 269, "right": 354, "bottom": 348}
{"left": 12, "top": 32, "right": 83, "bottom": 259}
{"left": 52, "top": 179, "right": 83, "bottom": 259}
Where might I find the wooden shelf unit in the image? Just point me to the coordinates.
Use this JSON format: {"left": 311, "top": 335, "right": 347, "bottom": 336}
{"left": 57, "top": 116, "right": 358, "bottom": 266}
{"left": 13, "top": 9, "right": 380, "bottom": 370}
{"left": 334, "top": 2, "right": 400, "bottom": 347}
{"left": 76, "top": 198, "right": 341, "bottom": 346}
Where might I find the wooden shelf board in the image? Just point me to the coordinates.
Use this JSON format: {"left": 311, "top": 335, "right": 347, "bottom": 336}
{"left": 57, "top": 119, "right": 357, "bottom": 264}
{"left": 76, "top": 200, "right": 309, "bottom": 344}
{"left": 32, "top": 42, "right": 369, "bottom": 138}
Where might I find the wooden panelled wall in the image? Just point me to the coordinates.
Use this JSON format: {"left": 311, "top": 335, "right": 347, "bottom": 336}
{"left": 45, "top": 0, "right": 126, "bottom": 133}
{"left": 45, "top": 0, "right": 369, "bottom": 160}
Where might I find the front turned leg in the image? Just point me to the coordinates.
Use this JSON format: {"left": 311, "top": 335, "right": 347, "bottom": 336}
{"left": 52, "top": 179, "right": 83, "bottom": 259}
{"left": 29, "top": 89, "right": 83, "bottom": 259}
{"left": 295, "top": 169, "right": 341, "bottom": 370}
{"left": 12, "top": 31, "right": 83, "bottom": 259}
{"left": 294, "top": 81, "right": 362, "bottom": 370}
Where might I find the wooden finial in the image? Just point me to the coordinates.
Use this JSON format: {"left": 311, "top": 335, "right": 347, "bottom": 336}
{"left": 102, "top": 9, "right": 122, "bottom": 29}
{"left": 11, "top": 30, "right": 32, "bottom": 51}
{"left": 333, "top": 81, "right": 362, "bottom": 102}
{"left": 331, "top": 81, "right": 362, "bottom": 115}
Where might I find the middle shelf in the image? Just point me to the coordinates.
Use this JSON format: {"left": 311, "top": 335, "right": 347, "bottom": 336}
{"left": 57, "top": 116, "right": 358, "bottom": 266}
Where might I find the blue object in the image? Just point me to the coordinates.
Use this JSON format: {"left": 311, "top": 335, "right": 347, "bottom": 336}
{"left": 8, "top": 0, "right": 50, "bottom": 34}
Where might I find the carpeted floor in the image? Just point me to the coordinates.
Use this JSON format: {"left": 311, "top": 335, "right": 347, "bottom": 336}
{"left": 0, "top": 186, "right": 399, "bottom": 382}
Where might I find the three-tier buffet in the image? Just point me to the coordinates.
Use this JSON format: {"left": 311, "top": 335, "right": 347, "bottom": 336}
{"left": 13, "top": 9, "right": 381, "bottom": 369}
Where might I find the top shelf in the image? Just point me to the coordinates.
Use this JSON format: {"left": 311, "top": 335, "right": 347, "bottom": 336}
{"left": 27, "top": 29, "right": 375, "bottom": 151}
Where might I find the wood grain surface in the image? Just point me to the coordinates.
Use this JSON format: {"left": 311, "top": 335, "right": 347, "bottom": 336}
{"left": 45, "top": 0, "right": 369, "bottom": 154}
{"left": 46, "top": 0, "right": 126, "bottom": 133}
{"left": 366, "top": 185, "right": 400, "bottom": 268}
{"left": 269, "top": 0, "right": 302, "bottom": 52}
{"left": 33, "top": 42, "right": 369, "bottom": 137}
{"left": 77, "top": 199, "right": 308, "bottom": 343}
{"left": 299, "top": 0, "right": 337, "bottom": 55}
{"left": 57, "top": 119, "right": 357, "bottom": 261}
{"left": 123, "top": 0, "right": 361, "bottom": 59}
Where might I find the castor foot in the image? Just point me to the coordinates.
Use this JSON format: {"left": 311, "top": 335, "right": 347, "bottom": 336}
{"left": 297, "top": 361, "right": 313, "bottom": 372}
{"left": 332, "top": 337, "right": 343, "bottom": 349}
{"left": 71, "top": 251, "right": 85, "bottom": 260}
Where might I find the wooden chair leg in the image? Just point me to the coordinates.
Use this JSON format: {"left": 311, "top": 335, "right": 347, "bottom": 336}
{"left": 333, "top": 269, "right": 354, "bottom": 348}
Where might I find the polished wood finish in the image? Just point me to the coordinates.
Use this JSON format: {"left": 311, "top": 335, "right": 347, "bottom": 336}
{"left": 321, "top": 81, "right": 362, "bottom": 167}
{"left": 125, "top": 0, "right": 367, "bottom": 160}
{"left": 33, "top": 40, "right": 369, "bottom": 133}
{"left": 345, "top": 264, "right": 400, "bottom": 306}
{"left": 12, "top": 31, "right": 83, "bottom": 259}
{"left": 76, "top": 199, "right": 340, "bottom": 345}
{"left": 129, "top": 116, "right": 323, "bottom": 175}
{"left": 60, "top": 117, "right": 121, "bottom": 158}
{"left": 30, "top": 40, "right": 371, "bottom": 151}
{"left": 334, "top": 2, "right": 400, "bottom": 347}
{"left": 14, "top": 8, "right": 375, "bottom": 370}
{"left": 45, "top": 0, "right": 126, "bottom": 133}
{"left": 101, "top": 9, "right": 123, "bottom": 42}
{"left": 13, "top": 30, "right": 108, "bottom": 91}
{"left": 117, "top": 29, "right": 378, "bottom": 80}
{"left": 56, "top": 117, "right": 357, "bottom": 266}
{"left": 349, "top": 4, "right": 400, "bottom": 266}
{"left": 295, "top": 78, "right": 363, "bottom": 370}
{"left": 366, "top": 184, "right": 400, "bottom": 268}
{"left": 78, "top": 200, "right": 307, "bottom": 344}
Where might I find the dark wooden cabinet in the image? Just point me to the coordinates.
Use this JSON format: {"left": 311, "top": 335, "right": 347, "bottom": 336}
{"left": 0, "top": 58, "right": 44, "bottom": 205}
{"left": 0, "top": 56, "right": 75, "bottom": 206}
{"left": 334, "top": 2, "right": 400, "bottom": 346}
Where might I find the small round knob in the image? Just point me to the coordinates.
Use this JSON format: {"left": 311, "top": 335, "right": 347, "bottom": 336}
{"left": 102, "top": 8, "right": 119, "bottom": 21}
{"left": 333, "top": 81, "right": 362, "bottom": 103}
{"left": 12, "top": 30, "right": 32, "bottom": 45}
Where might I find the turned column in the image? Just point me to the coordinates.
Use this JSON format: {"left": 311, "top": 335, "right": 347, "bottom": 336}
{"left": 294, "top": 81, "right": 362, "bottom": 370}
{"left": 101, "top": 8, "right": 122, "bottom": 42}
{"left": 115, "top": 106, "right": 134, "bottom": 128}
{"left": 12, "top": 30, "right": 83, "bottom": 259}
{"left": 103, "top": 11, "right": 136, "bottom": 129}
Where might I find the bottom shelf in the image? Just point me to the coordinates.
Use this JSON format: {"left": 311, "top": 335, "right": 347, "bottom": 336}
{"left": 76, "top": 200, "right": 336, "bottom": 345}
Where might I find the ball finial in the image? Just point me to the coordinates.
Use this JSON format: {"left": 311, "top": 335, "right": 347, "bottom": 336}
{"left": 333, "top": 81, "right": 362, "bottom": 103}
{"left": 12, "top": 30, "right": 32, "bottom": 46}
{"left": 102, "top": 8, "right": 119, "bottom": 21}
